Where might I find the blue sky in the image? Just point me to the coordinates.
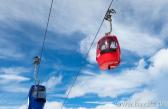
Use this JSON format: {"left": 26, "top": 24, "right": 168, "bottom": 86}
{"left": 0, "top": 0, "right": 168, "bottom": 109}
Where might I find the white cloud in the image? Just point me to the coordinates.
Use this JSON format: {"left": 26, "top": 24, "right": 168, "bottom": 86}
{"left": 0, "top": 0, "right": 107, "bottom": 36}
{"left": 114, "top": 22, "right": 164, "bottom": 56}
{"left": 0, "top": 106, "right": 19, "bottom": 109}
{"left": 0, "top": 38, "right": 24, "bottom": 59}
{"left": 0, "top": 47, "right": 24, "bottom": 59}
{"left": 2, "top": 85, "right": 28, "bottom": 93}
{"left": 0, "top": 67, "right": 30, "bottom": 83}
{"left": 0, "top": 67, "right": 30, "bottom": 74}
{"left": 43, "top": 75, "right": 62, "bottom": 90}
{"left": 94, "top": 90, "right": 157, "bottom": 109}
{"left": 0, "top": 0, "right": 49, "bottom": 27}
{"left": 44, "top": 101, "right": 62, "bottom": 109}
{"left": 68, "top": 65, "right": 149, "bottom": 98}
{"left": 148, "top": 48, "right": 168, "bottom": 77}
{"left": 0, "top": 74, "right": 29, "bottom": 82}
{"left": 148, "top": 49, "right": 168, "bottom": 101}
{"left": 0, "top": 67, "right": 30, "bottom": 93}
{"left": 54, "top": 64, "right": 79, "bottom": 72}
{"left": 153, "top": 75, "right": 168, "bottom": 101}
{"left": 68, "top": 48, "right": 168, "bottom": 98}
{"left": 19, "top": 104, "right": 28, "bottom": 109}
{"left": 95, "top": 104, "right": 119, "bottom": 109}
{"left": 19, "top": 101, "right": 63, "bottom": 109}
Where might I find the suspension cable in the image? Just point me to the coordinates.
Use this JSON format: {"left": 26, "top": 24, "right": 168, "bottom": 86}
{"left": 60, "top": 0, "right": 115, "bottom": 108}
{"left": 35, "top": 0, "right": 54, "bottom": 82}
{"left": 39, "top": 0, "right": 54, "bottom": 59}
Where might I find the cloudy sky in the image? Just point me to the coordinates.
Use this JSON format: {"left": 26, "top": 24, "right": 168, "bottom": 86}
{"left": 0, "top": 0, "right": 168, "bottom": 109}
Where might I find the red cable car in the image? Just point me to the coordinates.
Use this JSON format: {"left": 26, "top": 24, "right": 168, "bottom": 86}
{"left": 96, "top": 34, "right": 121, "bottom": 70}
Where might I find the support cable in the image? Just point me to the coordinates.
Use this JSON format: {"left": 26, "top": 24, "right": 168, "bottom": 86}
{"left": 35, "top": 0, "right": 54, "bottom": 83}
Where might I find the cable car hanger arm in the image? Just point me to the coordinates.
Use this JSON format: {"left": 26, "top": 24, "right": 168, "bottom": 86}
{"left": 104, "top": 9, "right": 116, "bottom": 35}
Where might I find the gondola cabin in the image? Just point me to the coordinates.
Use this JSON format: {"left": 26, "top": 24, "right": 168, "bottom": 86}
{"left": 28, "top": 85, "right": 46, "bottom": 109}
{"left": 96, "top": 35, "right": 120, "bottom": 70}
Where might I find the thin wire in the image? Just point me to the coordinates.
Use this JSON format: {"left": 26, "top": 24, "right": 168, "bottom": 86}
{"left": 36, "top": 0, "right": 54, "bottom": 81}
{"left": 60, "top": 0, "right": 115, "bottom": 108}
{"left": 40, "top": 0, "right": 54, "bottom": 58}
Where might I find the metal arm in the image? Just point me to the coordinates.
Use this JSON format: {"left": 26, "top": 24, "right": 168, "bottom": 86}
{"left": 105, "top": 9, "right": 116, "bottom": 35}
{"left": 33, "top": 56, "right": 41, "bottom": 85}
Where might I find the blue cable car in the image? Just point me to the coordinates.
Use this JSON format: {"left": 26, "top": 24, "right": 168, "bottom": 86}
{"left": 28, "top": 85, "right": 46, "bottom": 109}
{"left": 28, "top": 56, "right": 46, "bottom": 109}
